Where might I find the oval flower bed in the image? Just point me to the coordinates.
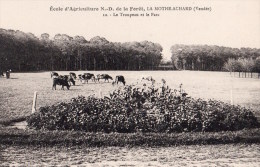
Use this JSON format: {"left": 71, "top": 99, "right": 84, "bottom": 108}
{"left": 27, "top": 81, "right": 259, "bottom": 133}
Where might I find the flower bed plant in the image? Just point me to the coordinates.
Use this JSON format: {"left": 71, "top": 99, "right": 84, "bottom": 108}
{"left": 27, "top": 80, "right": 259, "bottom": 133}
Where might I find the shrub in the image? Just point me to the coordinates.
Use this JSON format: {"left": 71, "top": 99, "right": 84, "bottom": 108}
{"left": 27, "top": 81, "right": 259, "bottom": 133}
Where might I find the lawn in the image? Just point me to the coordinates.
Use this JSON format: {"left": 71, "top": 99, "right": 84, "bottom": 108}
{"left": 1, "top": 143, "right": 259, "bottom": 166}
{"left": 0, "top": 70, "right": 259, "bottom": 124}
{"left": 1, "top": 71, "right": 260, "bottom": 166}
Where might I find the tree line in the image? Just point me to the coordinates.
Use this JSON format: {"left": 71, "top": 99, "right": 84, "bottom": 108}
{"left": 1, "top": 28, "right": 260, "bottom": 73}
{"left": 170, "top": 44, "right": 260, "bottom": 72}
{"left": 0, "top": 28, "right": 163, "bottom": 72}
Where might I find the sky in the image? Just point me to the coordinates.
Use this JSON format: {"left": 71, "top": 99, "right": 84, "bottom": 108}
{"left": 0, "top": 0, "right": 260, "bottom": 60}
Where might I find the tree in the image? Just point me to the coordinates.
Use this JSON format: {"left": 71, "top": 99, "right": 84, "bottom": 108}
{"left": 72, "top": 36, "right": 88, "bottom": 70}
{"left": 238, "top": 58, "right": 255, "bottom": 78}
{"left": 53, "top": 34, "right": 74, "bottom": 70}
{"left": 254, "top": 57, "right": 260, "bottom": 78}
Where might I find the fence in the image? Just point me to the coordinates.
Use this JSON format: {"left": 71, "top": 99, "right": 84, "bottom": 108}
{"left": 230, "top": 72, "right": 260, "bottom": 79}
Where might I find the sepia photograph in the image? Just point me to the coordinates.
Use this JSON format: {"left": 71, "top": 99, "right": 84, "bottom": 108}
{"left": 0, "top": 0, "right": 260, "bottom": 166}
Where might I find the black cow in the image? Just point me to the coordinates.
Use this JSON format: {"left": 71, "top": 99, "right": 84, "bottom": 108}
{"left": 79, "top": 73, "right": 96, "bottom": 83}
{"left": 52, "top": 77, "right": 70, "bottom": 90}
{"left": 113, "top": 75, "right": 126, "bottom": 85}
{"left": 97, "top": 74, "right": 113, "bottom": 82}
{"left": 51, "top": 72, "right": 59, "bottom": 78}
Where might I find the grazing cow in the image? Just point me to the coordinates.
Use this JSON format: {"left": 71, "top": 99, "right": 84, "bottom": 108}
{"left": 52, "top": 77, "right": 70, "bottom": 90}
{"left": 97, "top": 74, "right": 113, "bottom": 82}
{"left": 69, "top": 72, "right": 77, "bottom": 80}
{"left": 113, "top": 75, "right": 126, "bottom": 85}
{"left": 78, "top": 74, "right": 85, "bottom": 82}
{"left": 79, "top": 73, "right": 96, "bottom": 83}
{"left": 63, "top": 75, "right": 75, "bottom": 86}
{"left": 51, "top": 72, "right": 59, "bottom": 78}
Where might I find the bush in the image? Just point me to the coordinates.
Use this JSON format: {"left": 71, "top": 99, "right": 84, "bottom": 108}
{"left": 27, "top": 81, "right": 259, "bottom": 133}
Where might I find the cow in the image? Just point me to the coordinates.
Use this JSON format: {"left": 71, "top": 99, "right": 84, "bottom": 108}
{"left": 63, "top": 75, "right": 75, "bottom": 86}
{"left": 52, "top": 77, "right": 70, "bottom": 90}
{"left": 5, "top": 70, "right": 11, "bottom": 79}
{"left": 113, "top": 75, "right": 126, "bottom": 85}
{"left": 0, "top": 71, "right": 4, "bottom": 77}
{"left": 51, "top": 72, "right": 59, "bottom": 78}
{"left": 78, "top": 74, "right": 85, "bottom": 82}
{"left": 97, "top": 74, "right": 113, "bottom": 82}
{"left": 69, "top": 72, "right": 77, "bottom": 80}
{"left": 79, "top": 73, "right": 96, "bottom": 83}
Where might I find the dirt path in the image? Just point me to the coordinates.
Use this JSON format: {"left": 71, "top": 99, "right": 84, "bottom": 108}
{"left": 1, "top": 144, "right": 259, "bottom": 166}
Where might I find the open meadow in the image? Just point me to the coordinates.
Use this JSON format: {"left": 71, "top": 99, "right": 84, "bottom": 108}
{"left": 1, "top": 71, "right": 260, "bottom": 166}
{"left": 0, "top": 70, "right": 260, "bottom": 123}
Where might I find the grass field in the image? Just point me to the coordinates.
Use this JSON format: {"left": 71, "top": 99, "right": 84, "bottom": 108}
{"left": 1, "top": 144, "right": 260, "bottom": 166}
{"left": 1, "top": 71, "right": 260, "bottom": 166}
{"left": 0, "top": 70, "right": 259, "bottom": 124}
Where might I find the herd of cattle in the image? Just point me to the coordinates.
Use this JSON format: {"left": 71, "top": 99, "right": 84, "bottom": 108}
{"left": 51, "top": 72, "right": 126, "bottom": 90}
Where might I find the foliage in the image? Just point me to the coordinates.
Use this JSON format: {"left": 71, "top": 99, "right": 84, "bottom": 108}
{"left": 237, "top": 58, "right": 255, "bottom": 72}
{"left": 254, "top": 57, "right": 260, "bottom": 73}
{"left": 224, "top": 58, "right": 258, "bottom": 77}
{"left": 223, "top": 58, "right": 243, "bottom": 72}
{"left": 2, "top": 28, "right": 260, "bottom": 72}
{"left": 27, "top": 81, "right": 259, "bottom": 133}
{"left": 171, "top": 44, "right": 260, "bottom": 71}
{"left": 0, "top": 28, "right": 162, "bottom": 71}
